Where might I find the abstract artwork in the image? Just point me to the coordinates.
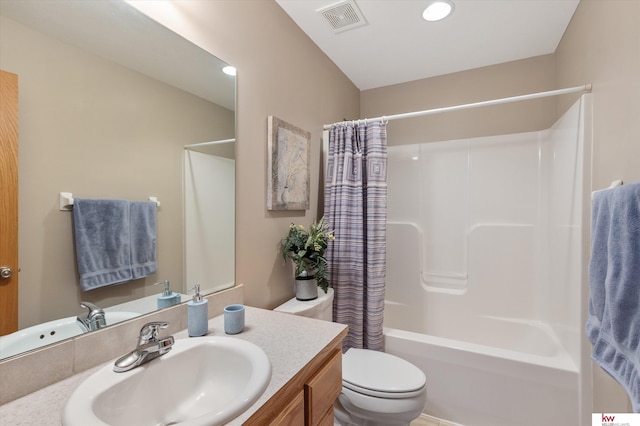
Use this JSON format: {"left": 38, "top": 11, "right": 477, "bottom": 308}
{"left": 267, "top": 116, "right": 310, "bottom": 210}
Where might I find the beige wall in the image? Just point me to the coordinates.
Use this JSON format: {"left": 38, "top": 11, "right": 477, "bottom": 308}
{"left": 130, "top": 0, "right": 360, "bottom": 310}
{"left": 361, "top": 54, "right": 558, "bottom": 145}
{"left": 0, "top": 16, "right": 234, "bottom": 328}
{"left": 216, "top": 1, "right": 359, "bottom": 309}
{"left": 556, "top": 0, "right": 640, "bottom": 189}
{"left": 555, "top": 0, "right": 640, "bottom": 414}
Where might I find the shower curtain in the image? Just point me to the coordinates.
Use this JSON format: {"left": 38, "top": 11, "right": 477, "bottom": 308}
{"left": 324, "top": 120, "right": 387, "bottom": 351}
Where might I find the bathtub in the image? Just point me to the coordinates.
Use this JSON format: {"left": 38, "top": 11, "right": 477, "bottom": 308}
{"left": 382, "top": 219, "right": 581, "bottom": 426}
{"left": 384, "top": 303, "right": 579, "bottom": 426}
{"left": 382, "top": 220, "right": 581, "bottom": 425}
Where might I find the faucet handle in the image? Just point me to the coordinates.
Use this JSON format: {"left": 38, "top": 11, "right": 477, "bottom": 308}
{"left": 77, "top": 302, "right": 106, "bottom": 332}
{"left": 139, "top": 321, "right": 168, "bottom": 343}
{"left": 80, "top": 301, "right": 102, "bottom": 314}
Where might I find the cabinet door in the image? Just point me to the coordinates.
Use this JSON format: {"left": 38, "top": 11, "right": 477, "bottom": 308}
{"left": 271, "top": 390, "right": 305, "bottom": 425}
{"left": 305, "top": 349, "right": 342, "bottom": 425}
{"left": 316, "top": 406, "right": 336, "bottom": 426}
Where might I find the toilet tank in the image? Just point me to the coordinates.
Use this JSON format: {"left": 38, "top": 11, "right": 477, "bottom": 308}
{"left": 274, "top": 288, "right": 334, "bottom": 321}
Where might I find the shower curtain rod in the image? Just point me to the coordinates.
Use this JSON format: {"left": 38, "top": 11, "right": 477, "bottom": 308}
{"left": 184, "top": 138, "right": 235, "bottom": 149}
{"left": 322, "top": 84, "right": 592, "bottom": 130}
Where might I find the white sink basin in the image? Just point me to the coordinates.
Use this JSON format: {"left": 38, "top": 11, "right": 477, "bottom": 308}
{"left": 0, "top": 311, "right": 139, "bottom": 359}
{"left": 62, "top": 336, "right": 272, "bottom": 426}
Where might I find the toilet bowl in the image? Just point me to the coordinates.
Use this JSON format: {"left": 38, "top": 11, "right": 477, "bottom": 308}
{"left": 274, "top": 288, "right": 427, "bottom": 426}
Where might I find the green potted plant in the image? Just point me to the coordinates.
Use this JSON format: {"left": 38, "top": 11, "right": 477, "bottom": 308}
{"left": 281, "top": 217, "right": 334, "bottom": 300}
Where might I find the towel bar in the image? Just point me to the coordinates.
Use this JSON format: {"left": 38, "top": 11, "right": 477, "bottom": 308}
{"left": 59, "top": 192, "right": 160, "bottom": 211}
{"left": 591, "top": 180, "right": 623, "bottom": 200}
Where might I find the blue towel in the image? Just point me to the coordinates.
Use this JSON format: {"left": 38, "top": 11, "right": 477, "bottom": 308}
{"left": 130, "top": 201, "right": 157, "bottom": 279}
{"left": 73, "top": 199, "right": 157, "bottom": 291}
{"left": 587, "top": 182, "right": 640, "bottom": 411}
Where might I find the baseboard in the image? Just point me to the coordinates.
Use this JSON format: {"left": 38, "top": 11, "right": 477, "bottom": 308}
{"left": 414, "top": 413, "right": 466, "bottom": 426}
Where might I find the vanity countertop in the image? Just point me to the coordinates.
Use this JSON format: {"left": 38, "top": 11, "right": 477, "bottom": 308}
{"left": 0, "top": 306, "right": 348, "bottom": 425}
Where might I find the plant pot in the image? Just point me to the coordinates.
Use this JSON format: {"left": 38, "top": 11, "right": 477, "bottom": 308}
{"left": 295, "top": 275, "right": 318, "bottom": 301}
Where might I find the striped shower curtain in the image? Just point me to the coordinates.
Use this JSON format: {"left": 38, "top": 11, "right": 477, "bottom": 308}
{"left": 324, "top": 120, "right": 387, "bottom": 351}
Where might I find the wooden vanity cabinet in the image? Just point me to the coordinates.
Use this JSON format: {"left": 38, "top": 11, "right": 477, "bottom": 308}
{"left": 270, "top": 390, "right": 305, "bottom": 425}
{"left": 244, "top": 332, "right": 345, "bottom": 426}
{"left": 304, "top": 348, "right": 342, "bottom": 425}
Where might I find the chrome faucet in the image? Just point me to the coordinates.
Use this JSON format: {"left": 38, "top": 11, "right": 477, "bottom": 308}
{"left": 113, "top": 321, "right": 175, "bottom": 373}
{"left": 76, "top": 301, "right": 106, "bottom": 332}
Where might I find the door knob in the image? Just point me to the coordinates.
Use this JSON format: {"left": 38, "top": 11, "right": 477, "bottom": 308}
{"left": 0, "top": 266, "right": 13, "bottom": 279}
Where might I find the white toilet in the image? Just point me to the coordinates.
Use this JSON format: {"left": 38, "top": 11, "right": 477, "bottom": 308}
{"left": 274, "top": 288, "right": 427, "bottom": 426}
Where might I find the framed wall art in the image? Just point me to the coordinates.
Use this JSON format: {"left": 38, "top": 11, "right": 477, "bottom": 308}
{"left": 267, "top": 116, "right": 311, "bottom": 211}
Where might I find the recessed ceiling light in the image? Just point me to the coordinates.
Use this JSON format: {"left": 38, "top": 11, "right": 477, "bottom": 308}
{"left": 222, "top": 65, "right": 237, "bottom": 76}
{"left": 423, "top": 0, "right": 454, "bottom": 22}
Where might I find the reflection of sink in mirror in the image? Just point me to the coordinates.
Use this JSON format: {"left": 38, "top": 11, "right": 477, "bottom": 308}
{"left": 0, "top": 311, "right": 138, "bottom": 359}
{"left": 62, "top": 336, "right": 272, "bottom": 426}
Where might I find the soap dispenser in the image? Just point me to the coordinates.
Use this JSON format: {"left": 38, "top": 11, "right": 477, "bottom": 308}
{"left": 155, "top": 280, "right": 181, "bottom": 309}
{"left": 187, "top": 284, "right": 208, "bottom": 337}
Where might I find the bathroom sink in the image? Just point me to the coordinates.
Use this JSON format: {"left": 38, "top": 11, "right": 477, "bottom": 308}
{"left": 0, "top": 311, "right": 138, "bottom": 359}
{"left": 62, "top": 336, "right": 272, "bottom": 426}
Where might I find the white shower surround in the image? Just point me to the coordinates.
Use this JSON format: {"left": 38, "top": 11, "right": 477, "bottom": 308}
{"left": 383, "top": 96, "right": 588, "bottom": 425}
{"left": 184, "top": 150, "right": 235, "bottom": 294}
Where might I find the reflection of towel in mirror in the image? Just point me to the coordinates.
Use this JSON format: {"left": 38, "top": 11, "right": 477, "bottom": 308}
{"left": 586, "top": 183, "right": 640, "bottom": 412}
{"left": 130, "top": 201, "right": 157, "bottom": 280}
{"left": 73, "top": 199, "right": 157, "bottom": 291}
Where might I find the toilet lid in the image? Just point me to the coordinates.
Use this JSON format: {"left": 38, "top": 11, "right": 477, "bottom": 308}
{"left": 342, "top": 349, "right": 426, "bottom": 397}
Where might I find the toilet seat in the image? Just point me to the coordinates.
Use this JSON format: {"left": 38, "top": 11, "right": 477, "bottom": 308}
{"left": 342, "top": 349, "right": 426, "bottom": 399}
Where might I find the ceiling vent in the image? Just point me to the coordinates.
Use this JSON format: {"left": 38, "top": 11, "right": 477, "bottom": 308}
{"left": 317, "top": 0, "right": 367, "bottom": 34}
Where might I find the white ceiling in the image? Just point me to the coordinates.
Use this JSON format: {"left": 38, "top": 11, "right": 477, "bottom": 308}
{"left": 276, "top": 0, "right": 580, "bottom": 90}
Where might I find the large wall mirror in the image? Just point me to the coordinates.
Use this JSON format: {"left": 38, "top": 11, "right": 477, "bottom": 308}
{"left": 0, "top": 0, "right": 235, "bottom": 359}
